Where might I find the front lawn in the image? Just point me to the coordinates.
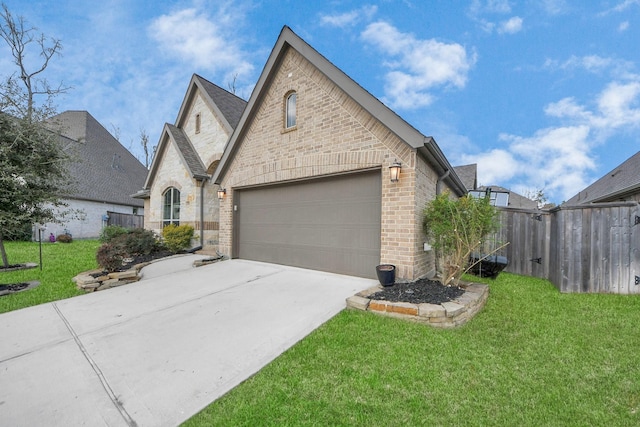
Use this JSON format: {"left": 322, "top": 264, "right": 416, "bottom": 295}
{"left": 185, "top": 273, "right": 640, "bottom": 426}
{"left": 0, "top": 240, "right": 100, "bottom": 314}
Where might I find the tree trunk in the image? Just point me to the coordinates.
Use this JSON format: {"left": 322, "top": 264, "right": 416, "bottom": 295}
{"left": 0, "top": 235, "right": 9, "bottom": 267}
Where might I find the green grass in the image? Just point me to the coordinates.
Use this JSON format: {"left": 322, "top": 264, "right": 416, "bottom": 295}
{"left": 0, "top": 240, "right": 100, "bottom": 313}
{"left": 184, "top": 273, "right": 640, "bottom": 426}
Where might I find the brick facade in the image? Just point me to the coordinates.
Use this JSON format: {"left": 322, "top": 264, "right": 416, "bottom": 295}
{"left": 217, "top": 48, "right": 441, "bottom": 280}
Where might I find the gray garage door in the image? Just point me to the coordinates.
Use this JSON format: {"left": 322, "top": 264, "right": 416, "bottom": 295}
{"left": 234, "top": 170, "right": 381, "bottom": 278}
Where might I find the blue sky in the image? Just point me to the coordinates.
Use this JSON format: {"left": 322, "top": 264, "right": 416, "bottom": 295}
{"left": 1, "top": 0, "right": 639, "bottom": 204}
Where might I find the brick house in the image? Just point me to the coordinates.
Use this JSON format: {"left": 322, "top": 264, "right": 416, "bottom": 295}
{"left": 210, "top": 26, "right": 466, "bottom": 280}
{"left": 134, "top": 75, "right": 247, "bottom": 247}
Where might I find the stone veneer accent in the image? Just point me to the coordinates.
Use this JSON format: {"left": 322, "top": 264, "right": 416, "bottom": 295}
{"left": 346, "top": 283, "right": 489, "bottom": 328}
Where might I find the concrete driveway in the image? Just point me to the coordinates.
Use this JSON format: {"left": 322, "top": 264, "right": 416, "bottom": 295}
{"left": 0, "top": 257, "right": 376, "bottom": 426}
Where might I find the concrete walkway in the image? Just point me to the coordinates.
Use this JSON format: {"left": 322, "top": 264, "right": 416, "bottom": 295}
{"left": 0, "top": 257, "right": 376, "bottom": 426}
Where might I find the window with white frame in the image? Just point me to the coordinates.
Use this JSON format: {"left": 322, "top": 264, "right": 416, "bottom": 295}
{"left": 285, "top": 92, "right": 297, "bottom": 129}
{"left": 163, "top": 187, "right": 180, "bottom": 226}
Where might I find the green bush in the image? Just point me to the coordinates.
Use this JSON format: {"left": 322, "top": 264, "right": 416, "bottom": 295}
{"left": 423, "top": 191, "right": 500, "bottom": 286}
{"left": 95, "top": 228, "right": 161, "bottom": 271}
{"left": 56, "top": 233, "right": 73, "bottom": 243}
{"left": 96, "top": 242, "right": 125, "bottom": 272}
{"left": 162, "top": 224, "right": 194, "bottom": 253}
{"left": 99, "top": 225, "right": 129, "bottom": 243}
{"left": 113, "top": 228, "right": 160, "bottom": 256}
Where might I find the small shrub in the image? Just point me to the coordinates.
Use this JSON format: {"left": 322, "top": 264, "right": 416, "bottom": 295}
{"left": 162, "top": 224, "right": 194, "bottom": 253}
{"left": 113, "top": 228, "right": 160, "bottom": 256}
{"left": 96, "top": 228, "right": 161, "bottom": 271}
{"left": 96, "top": 242, "right": 125, "bottom": 272}
{"left": 99, "top": 225, "right": 129, "bottom": 243}
{"left": 56, "top": 233, "right": 73, "bottom": 243}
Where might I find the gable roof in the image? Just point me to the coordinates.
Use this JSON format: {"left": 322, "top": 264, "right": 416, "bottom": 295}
{"left": 175, "top": 74, "right": 247, "bottom": 134}
{"left": 564, "top": 151, "right": 640, "bottom": 205}
{"left": 212, "top": 26, "right": 466, "bottom": 196}
{"left": 453, "top": 164, "right": 477, "bottom": 191}
{"left": 166, "top": 124, "right": 208, "bottom": 179}
{"left": 141, "top": 75, "right": 247, "bottom": 192}
{"left": 49, "top": 111, "right": 147, "bottom": 207}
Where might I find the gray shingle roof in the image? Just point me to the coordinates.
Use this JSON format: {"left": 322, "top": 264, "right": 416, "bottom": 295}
{"left": 49, "top": 111, "right": 147, "bottom": 207}
{"left": 453, "top": 164, "right": 477, "bottom": 191}
{"left": 194, "top": 74, "right": 246, "bottom": 130}
{"left": 166, "top": 124, "right": 208, "bottom": 179}
{"left": 564, "top": 151, "right": 640, "bottom": 205}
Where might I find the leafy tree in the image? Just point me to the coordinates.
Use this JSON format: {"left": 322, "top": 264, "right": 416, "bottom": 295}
{"left": 0, "top": 4, "right": 71, "bottom": 267}
{"left": 423, "top": 192, "right": 502, "bottom": 286}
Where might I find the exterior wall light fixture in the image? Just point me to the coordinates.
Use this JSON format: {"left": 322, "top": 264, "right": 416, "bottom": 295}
{"left": 389, "top": 161, "right": 402, "bottom": 182}
{"left": 217, "top": 188, "right": 226, "bottom": 200}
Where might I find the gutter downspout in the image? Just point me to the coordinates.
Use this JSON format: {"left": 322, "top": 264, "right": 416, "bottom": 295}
{"left": 199, "top": 179, "right": 205, "bottom": 247}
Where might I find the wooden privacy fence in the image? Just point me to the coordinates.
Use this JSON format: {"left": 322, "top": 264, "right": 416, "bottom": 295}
{"left": 107, "top": 211, "right": 144, "bottom": 229}
{"left": 490, "top": 202, "right": 640, "bottom": 294}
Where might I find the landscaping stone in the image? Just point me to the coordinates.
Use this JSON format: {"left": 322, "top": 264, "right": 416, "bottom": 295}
{"left": 347, "top": 282, "right": 489, "bottom": 328}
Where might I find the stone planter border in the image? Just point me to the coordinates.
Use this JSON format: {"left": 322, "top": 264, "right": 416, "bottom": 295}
{"left": 346, "top": 282, "right": 489, "bottom": 328}
{"left": 72, "top": 255, "right": 223, "bottom": 293}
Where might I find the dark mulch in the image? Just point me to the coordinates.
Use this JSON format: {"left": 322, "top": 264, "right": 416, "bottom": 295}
{"left": 0, "top": 263, "right": 38, "bottom": 273}
{"left": 0, "top": 281, "right": 40, "bottom": 297}
{"left": 0, "top": 282, "right": 29, "bottom": 293}
{"left": 368, "top": 278, "right": 465, "bottom": 305}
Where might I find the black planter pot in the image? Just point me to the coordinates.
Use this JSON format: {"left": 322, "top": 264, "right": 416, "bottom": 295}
{"left": 376, "top": 264, "right": 396, "bottom": 287}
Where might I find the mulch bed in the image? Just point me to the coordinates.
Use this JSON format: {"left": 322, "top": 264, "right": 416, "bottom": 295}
{"left": 0, "top": 281, "right": 40, "bottom": 297}
{"left": 368, "top": 278, "right": 465, "bottom": 305}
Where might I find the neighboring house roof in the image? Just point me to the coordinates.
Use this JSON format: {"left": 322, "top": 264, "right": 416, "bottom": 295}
{"left": 564, "top": 151, "right": 640, "bottom": 205}
{"left": 141, "top": 75, "right": 247, "bottom": 193}
{"left": 212, "top": 26, "right": 467, "bottom": 197}
{"left": 48, "top": 110, "right": 146, "bottom": 207}
{"left": 476, "top": 185, "right": 538, "bottom": 209}
{"left": 453, "top": 164, "right": 477, "bottom": 191}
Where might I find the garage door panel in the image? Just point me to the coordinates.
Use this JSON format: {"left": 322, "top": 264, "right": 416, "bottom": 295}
{"left": 236, "top": 171, "right": 381, "bottom": 278}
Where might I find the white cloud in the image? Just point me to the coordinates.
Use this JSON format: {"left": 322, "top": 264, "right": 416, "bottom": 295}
{"left": 361, "top": 21, "right": 475, "bottom": 109}
{"left": 498, "top": 16, "right": 523, "bottom": 34}
{"left": 545, "top": 54, "right": 636, "bottom": 80}
{"left": 540, "top": 0, "right": 568, "bottom": 15}
{"left": 619, "top": 21, "right": 630, "bottom": 31}
{"left": 465, "top": 77, "right": 640, "bottom": 202}
{"left": 149, "top": 8, "right": 253, "bottom": 79}
{"left": 462, "top": 149, "right": 520, "bottom": 186}
{"left": 320, "top": 5, "right": 377, "bottom": 28}
{"left": 469, "top": 0, "right": 512, "bottom": 15}
{"left": 600, "top": 0, "right": 640, "bottom": 15}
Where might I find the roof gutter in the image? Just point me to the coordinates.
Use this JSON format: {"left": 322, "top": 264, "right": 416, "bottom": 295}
{"left": 420, "top": 137, "right": 467, "bottom": 197}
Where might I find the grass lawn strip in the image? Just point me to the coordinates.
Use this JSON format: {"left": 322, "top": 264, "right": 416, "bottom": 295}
{"left": 0, "top": 240, "right": 100, "bottom": 314}
{"left": 184, "top": 273, "right": 640, "bottom": 426}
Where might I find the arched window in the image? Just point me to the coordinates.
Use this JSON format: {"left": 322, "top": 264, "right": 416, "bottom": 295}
{"left": 163, "top": 187, "right": 180, "bottom": 226}
{"left": 195, "top": 113, "right": 201, "bottom": 134}
{"left": 285, "top": 92, "right": 297, "bottom": 129}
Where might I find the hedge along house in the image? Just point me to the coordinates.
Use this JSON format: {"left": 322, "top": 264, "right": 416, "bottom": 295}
{"left": 135, "top": 75, "right": 247, "bottom": 248}
{"left": 212, "top": 26, "right": 466, "bottom": 280}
